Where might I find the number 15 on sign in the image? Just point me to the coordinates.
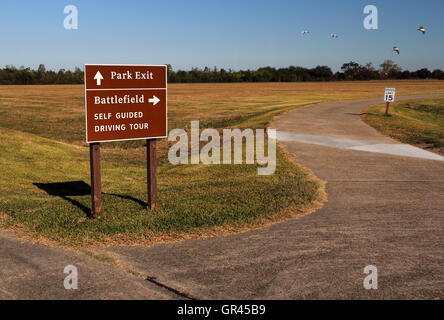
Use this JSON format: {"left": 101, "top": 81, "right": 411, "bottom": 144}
{"left": 384, "top": 88, "right": 396, "bottom": 103}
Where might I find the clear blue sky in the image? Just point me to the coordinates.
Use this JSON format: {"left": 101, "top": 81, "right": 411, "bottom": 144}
{"left": 1, "top": 0, "right": 443, "bottom": 72}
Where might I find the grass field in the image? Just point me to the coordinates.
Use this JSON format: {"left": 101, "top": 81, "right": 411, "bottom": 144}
{"left": 1, "top": 81, "right": 443, "bottom": 246}
{"left": 362, "top": 98, "right": 444, "bottom": 155}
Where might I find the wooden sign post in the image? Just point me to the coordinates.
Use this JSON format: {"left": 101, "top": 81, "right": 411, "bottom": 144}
{"left": 147, "top": 139, "right": 157, "bottom": 209}
{"left": 385, "top": 101, "right": 390, "bottom": 116}
{"left": 84, "top": 64, "right": 167, "bottom": 216}
{"left": 89, "top": 143, "right": 102, "bottom": 217}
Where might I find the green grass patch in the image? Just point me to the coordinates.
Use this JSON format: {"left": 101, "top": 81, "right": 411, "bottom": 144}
{"left": 362, "top": 98, "right": 444, "bottom": 154}
{"left": 0, "top": 127, "right": 320, "bottom": 245}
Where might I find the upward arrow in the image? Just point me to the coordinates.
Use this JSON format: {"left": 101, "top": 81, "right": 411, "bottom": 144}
{"left": 94, "top": 71, "right": 104, "bottom": 86}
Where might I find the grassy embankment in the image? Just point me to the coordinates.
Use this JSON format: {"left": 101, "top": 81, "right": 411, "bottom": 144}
{"left": 362, "top": 98, "right": 444, "bottom": 155}
{"left": 0, "top": 81, "right": 443, "bottom": 246}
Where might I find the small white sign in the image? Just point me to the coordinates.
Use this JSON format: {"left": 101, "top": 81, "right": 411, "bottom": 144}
{"left": 384, "top": 88, "right": 396, "bottom": 103}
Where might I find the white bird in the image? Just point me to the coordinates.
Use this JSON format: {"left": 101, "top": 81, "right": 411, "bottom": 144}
{"left": 417, "top": 26, "right": 426, "bottom": 34}
{"left": 301, "top": 30, "right": 310, "bottom": 35}
{"left": 331, "top": 33, "right": 339, "bottom": 38}
{"left": 393, "top": 46, "right": 400, "bottom": 55}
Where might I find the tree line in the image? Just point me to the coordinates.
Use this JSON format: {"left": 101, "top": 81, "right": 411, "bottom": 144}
{"left": 0, "top": 64, "right": 83, "bottom": 85}
{"left": 1, "top": 61, "right": 443, "bottom": 85}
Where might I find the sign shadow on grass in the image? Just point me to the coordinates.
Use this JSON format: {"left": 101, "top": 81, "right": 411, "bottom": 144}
{"left": 33, "top": 181, "right": 147, "bottom": 218}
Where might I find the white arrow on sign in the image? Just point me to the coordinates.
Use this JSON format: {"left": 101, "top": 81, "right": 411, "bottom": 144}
{"left": 149, "top": 95, "right": 160, "bottom": 106}
{"left": 94, "top": 71, "right": 104, "bottom": 86}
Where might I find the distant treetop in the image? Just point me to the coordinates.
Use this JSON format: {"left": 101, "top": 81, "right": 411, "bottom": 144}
{"left": 1, "top": 62, "right": 443, "bottom": 85}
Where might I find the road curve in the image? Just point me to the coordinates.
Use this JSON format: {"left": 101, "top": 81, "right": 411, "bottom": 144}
{"left": 106, "top": 94, "right": 444, "bottom": 299}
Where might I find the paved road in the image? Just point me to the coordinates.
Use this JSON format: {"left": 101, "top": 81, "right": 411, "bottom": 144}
{"left": 2, "top": 94, "right": 443, "bottom": 299}
{"left": 106, "top": 94, "right": 444, "bottom": 299}
{"left": 0, "top": 231, "right": 180, "bottom": 299}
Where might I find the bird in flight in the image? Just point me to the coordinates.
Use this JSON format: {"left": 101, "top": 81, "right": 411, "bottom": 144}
{"left": 417, "top": 26, "right": 426, "bottom": 34}
{"left": 331, "top": 33, "right": 339, "bottom": 38}
{"left": 393, "top": 46, "right": 400, "bottom": 55}
{"left": 301, "top": 30, "right": 310, "bottom": 35}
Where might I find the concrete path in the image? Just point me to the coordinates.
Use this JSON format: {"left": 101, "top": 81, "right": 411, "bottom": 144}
{"left": 106, "top": 94, "right": 444, "bottom": 299}
{"left": 270, "top": 132, "right": 444, "bottom": 161}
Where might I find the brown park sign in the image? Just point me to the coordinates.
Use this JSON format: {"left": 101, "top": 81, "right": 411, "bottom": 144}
{"left": 84, "top": 64, "right": 167, "bottom": 143}
{"left": 84, "top": 64, "right": 167, "bottom": 216}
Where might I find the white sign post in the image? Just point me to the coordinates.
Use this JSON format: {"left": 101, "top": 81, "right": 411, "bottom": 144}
{"left": 384, "top": 88, "right": 396, "bottom": 115}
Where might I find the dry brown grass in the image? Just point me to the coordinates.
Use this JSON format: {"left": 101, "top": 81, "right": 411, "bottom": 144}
{"left": 2, "top": 81, "right": 443, "bottom": 159}
{"left": 1, "top": 81, "right": 443, "bottom": 144}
